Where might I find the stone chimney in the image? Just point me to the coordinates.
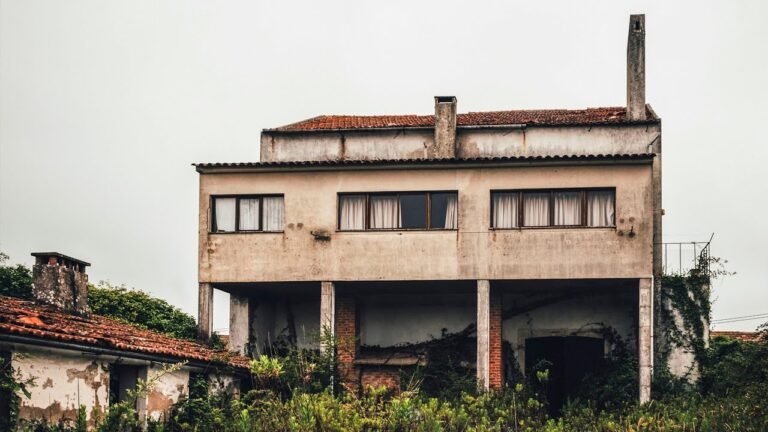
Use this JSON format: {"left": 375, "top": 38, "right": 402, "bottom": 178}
{"left": 30, "top": 252, "right": 90, "bottom": 314}
{"left": 627, "top": 14, "right": 646, "bottom": 121}
{"left": 433, "top": 96, "right": 457, "bottom": 158}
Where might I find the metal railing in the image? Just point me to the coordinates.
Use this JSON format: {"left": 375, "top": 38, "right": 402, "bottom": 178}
{"left": 658, "top": 234, "right": 713, "bottom": 276}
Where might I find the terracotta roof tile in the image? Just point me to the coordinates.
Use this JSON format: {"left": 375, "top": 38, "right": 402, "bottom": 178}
{"left": 0, "top": 296, "right": 250, "bottom": 369}
{"left": 269, "top": 107, "right": 658, "bottom": 132}
{"left": 711, "top": 331, "right": 764, "bottom": 343}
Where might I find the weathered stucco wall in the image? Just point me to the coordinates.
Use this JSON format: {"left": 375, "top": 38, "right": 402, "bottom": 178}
{"left": 260, "top": 124, "right": 660, "bottom": 162}
{"left": 13, "top": 346, "right": 109, "bottom": 426}
{"left": 199, "top": 163, "right": 654, "bottom": 283}
{"left": 144, "top": 365, "right": 189, "bottom": 422}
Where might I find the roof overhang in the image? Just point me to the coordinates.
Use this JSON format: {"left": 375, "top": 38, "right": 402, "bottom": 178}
{"left": 194, "top": 154, "right": 656, "bottom": 174}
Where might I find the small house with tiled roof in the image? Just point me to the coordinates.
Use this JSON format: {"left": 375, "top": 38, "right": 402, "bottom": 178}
{"left": 0, "top": 252, "right": 249, "bottom": 428}
{"left": 193, "top": 15, "right": 684, "bottom": 409}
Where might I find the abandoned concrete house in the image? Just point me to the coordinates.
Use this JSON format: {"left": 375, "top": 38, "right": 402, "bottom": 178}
{"left": 194, "top": 15, "right": 674, "bottom": 405}
{"left": 0, "top": 252, "right": 248, "bottom": 427}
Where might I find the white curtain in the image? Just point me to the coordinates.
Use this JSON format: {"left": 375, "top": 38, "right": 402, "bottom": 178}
{"left": 262, "top": 197, "right": 284, "bottom": 231}
{"left": 523, "top": 193, "right": 550, "bottom": 226}
{"left": 214, "top": 198, "right": 236, "bottom": 232}
{"left": 443, "top": 194, "right": 458, "bottom": 229}
{"left": 369, "top": 195, "right": 399, "bottom": 229}
{"left": 554, "top": 192, "right": 581, "bottom": 226}
{"left": 587, "top": 191, "right": 615, "bottom": 227}
{"left": 492, "top": 193, "right": 519, "bottom": 228}
{"left": 339, "top": 195, "right": 366, "bottom": 230}
{"left": 238, "top": 198, "right": 260, "bottom": 231}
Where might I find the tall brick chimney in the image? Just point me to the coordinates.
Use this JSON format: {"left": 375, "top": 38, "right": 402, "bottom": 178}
{"left": 626, "top": 14, "right": 646, "bottom": 121}
{"left": 433, "top": 96, "right": 457, "bottom": 158}
{"left": 30, "top": 252, "right": 90, "bottom": 314}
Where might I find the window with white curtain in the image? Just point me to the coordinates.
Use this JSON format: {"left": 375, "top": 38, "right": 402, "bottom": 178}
{"left": 553, "top": 191, "right": 582, "bottom": 226}
{"left": 338, "top": 191, "right": 458, "bottom": 231}
{"left": 211, "top": 195, "right": 284, "bottom": 233}
{"left": 587, "top": 190, "right": 615, "bottom": 227}
{"left": 491, "top": 192, "right": 519, "bottom": 228}
{"left": 523, "top": 192, "right": 551, "bottom": 227}
{"left": 339, "top": 195, "right": 366, "bottom": 230}
{"left": 491, "top": 189, "right": 615, "bottom": 229}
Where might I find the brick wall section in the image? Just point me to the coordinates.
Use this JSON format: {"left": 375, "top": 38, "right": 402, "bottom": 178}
{"left": 489, "top": 291, "right": 503, "bottom": 389}
{"left": 335, "top": 296, "right": 360, "bottom": 393}
{"left": 361, "top": 367, "right": 401, "bottom": 394}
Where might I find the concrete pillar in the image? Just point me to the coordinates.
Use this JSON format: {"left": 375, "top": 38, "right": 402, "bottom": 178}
{"left": 639, "top": 277, "right": 653, "bottom": 403}
{"left": 626, "top": 14, "right": 646, "bottom": 121}
{"left": 320, "top": 281, "right": 335, "bottom": 354}
{"left": 229, "top": 294, "right": 250, "bottom": 355}
{"left": 477, "top": 280, "right": 490, "bottom": 390}
{"left": 198, "top": 283, "right": 213, "bottom": 343}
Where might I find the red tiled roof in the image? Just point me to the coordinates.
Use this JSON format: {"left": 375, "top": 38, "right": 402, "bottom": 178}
{"left": 0, "top": 296, "right": 250, "bottom": 369}
{"left": 269, "top": 107, "right": 658, "bottom": 132}
{"left": 711, "top": 331, "right": 764, "bottom": 343}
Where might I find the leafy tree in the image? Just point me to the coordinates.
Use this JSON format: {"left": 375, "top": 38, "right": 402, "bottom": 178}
{"left": 0, "top": 252, "right": 33, "bottom": 300}
{"left": 89, "top": 282, "right": 198, "bottom": 340}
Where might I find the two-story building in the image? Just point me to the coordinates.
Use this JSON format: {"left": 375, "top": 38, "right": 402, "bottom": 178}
{"left": 195, "top": 15, "right": 661, "bottom": 404}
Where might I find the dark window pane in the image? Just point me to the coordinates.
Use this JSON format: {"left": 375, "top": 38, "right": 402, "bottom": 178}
{"left": 430, "top": 193, "right": 458, "bottom": 229}
{"left": 400, "top": 194, "right": 427, "bottom": 229}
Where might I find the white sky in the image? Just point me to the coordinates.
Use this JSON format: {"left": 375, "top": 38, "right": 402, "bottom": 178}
{"left": 1, "top": 1, "right": 766, "bottom": 332}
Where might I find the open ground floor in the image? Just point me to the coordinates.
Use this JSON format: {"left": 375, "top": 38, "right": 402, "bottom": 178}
{"left": 200, "top": 278, "right": 653, "bottom": 406}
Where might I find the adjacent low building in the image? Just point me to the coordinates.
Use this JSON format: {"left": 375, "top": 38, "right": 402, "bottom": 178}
{"left": 0, "top": 252, "right": 249, "bottom": 428}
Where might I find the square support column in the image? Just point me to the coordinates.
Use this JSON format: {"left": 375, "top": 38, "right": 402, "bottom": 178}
{"left": 335, "top": 294, "right": 359, "bottom": 393}
{"left": 320, "top": 281, "right": 335, "bottom": 354}
{"left": 229, "top": 294, "right": 251, "bottom": 355}
{"left": 198, "top": 283, "right": 213, "bottom": 343}
{"left": 639, "top": 277, "right": 653, "bottom": 403}
{"left": 477, "top": 280, "right": 490, "bottom": 390}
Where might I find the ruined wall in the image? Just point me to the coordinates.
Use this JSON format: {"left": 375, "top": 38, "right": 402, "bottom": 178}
{"left": 199, "top": 163, "right": 654, "bottom": 283}
{"left": 13, "top": 346, "right": 109, "bottom": 427}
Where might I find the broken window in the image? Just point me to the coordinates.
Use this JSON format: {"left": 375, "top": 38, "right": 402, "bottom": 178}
{"left": 492, "top": 189, "right": 615, "bottom": 229}
{"left": 211, "top": 195, "right": 284, "bottom": 233}
{"left": 338, "top": 191, "right": 458, "bottom": 231}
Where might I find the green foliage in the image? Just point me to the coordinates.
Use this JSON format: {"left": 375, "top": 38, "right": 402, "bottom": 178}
{"left": 88, "top": 282, "right": 198, "bottom": 340}
{"left": 0, "top": 252, "right": 33, "bottom": 300}
{"left": 1, "top": 353, "right": 34, "bottom": 432}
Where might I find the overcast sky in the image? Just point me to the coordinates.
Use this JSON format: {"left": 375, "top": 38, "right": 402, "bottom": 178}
{"left": 1, "top": 1, "right": 766, "bottom": 332}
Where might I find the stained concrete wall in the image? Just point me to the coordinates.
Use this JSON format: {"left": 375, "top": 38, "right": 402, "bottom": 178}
{"left": 248, "top": 297, "right": 321, "bottom": 352}
{"left": 12, "top": 346, "right": 110, "bottom": 427}
{"left": 199, "top": 163, "right": 654, "bottom": 283}
{"left": 260, "top": 124, "right": 660, "bottom": 162}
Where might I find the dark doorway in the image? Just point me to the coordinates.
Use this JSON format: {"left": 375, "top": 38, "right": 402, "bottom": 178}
{"left": 525, "top": 336, "right": 603, "bottom": 414}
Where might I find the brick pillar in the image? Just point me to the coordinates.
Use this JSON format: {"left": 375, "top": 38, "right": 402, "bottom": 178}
{"left": 489, "top": 290, "right": 503, "bottom": 390}
{"left": 639, "top": 278, "right": 653, "bottom": 403}
{"left": 335, "top": 295, "right": 359, "bottom": 393}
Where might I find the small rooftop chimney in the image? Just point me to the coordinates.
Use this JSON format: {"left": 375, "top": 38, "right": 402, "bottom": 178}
{"left": 433, "top": 96, "right": 457, "bottom": 158}
{"left": 30, "top": 252, "right": 90, "bottom": 314}
{"left": 627, "top": 14, "right": 646, "bottom": 121}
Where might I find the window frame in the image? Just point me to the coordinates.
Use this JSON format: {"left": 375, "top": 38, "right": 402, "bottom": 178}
{"left": 209, "top": 194, "right": 285, "bottom": 233}
{"left": 337, "top": 190, "right": 459, "bottom": 232}
{"left": 490, "top": 188, "right": 616, "bottom": 230}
